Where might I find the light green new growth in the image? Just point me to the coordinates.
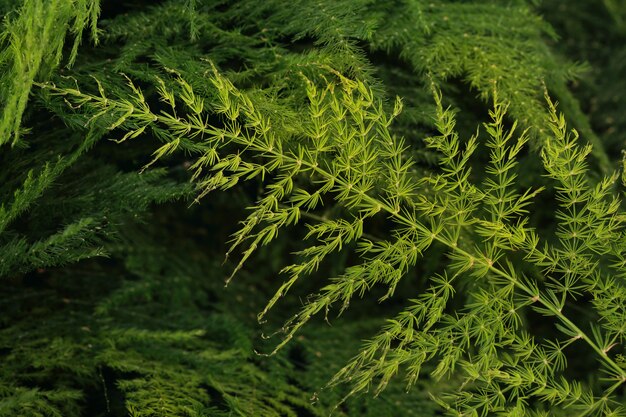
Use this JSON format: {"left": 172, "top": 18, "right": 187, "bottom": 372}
{"left": 0, "top": 0, "right": 100, "bottom": 146}
{"left": 40, "top": 59, "right": 626, "bottom": 414}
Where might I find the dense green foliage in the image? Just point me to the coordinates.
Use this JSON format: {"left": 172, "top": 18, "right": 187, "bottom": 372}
{"left": 1, "top": 1, "right": 626, "bottom": 416}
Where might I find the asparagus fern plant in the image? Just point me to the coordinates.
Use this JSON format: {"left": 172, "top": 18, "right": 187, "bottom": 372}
{"left": 1, "top": 0, "right": 626, "bottom": 416}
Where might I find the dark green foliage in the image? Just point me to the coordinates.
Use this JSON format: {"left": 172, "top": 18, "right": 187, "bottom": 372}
{"left": 0, "top": 234, "right": 314, "bottom": 416}
{"left": 1, "top": 1, "right": 626, "bottom": 416}
{"left": 541, "top": 0, "right": 626, "bottom": 167}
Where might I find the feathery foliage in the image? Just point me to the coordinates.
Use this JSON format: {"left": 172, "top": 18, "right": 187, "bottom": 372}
{"left": 0, "top": 0, "right": 100, "bottom": 146}
{"left": 1, "top": 1, "right": 626, "bottom": 416}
